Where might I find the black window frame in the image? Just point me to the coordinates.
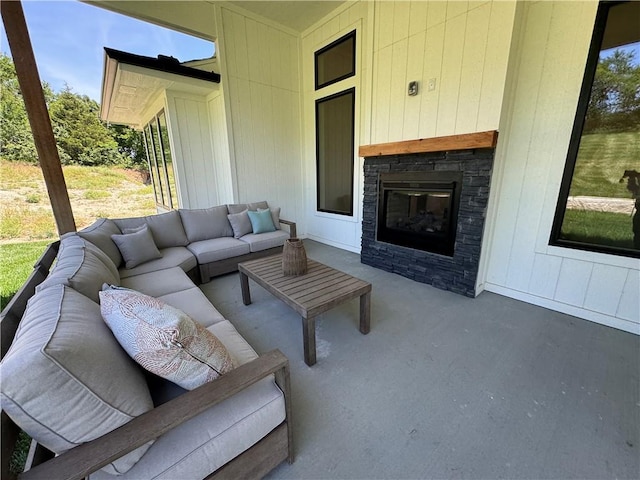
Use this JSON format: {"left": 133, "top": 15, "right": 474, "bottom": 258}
{"left": 549, "top": 1, "right": 639, "bottom": 259}
{"left": 314, "top": 30, "right": 356, "bottom": 90}
{"left": 315, "top": 87, "right": 356, "bottom": 216}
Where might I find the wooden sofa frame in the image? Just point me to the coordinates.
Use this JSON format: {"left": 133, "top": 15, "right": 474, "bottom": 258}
{"left": 1, "top": 242, "right": 294, "bottom": 480}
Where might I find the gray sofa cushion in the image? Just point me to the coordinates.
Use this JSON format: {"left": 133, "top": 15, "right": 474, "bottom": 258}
{"left": 37, "top": 235, "right": 120, "bottom": 303}
{"left": 157, "top": 287, "right": 226, "bottom": 328}
{"left": 120, "top": 266, "right": 196, "bottom": 298}
{"left": 114, "top": 211, "right": 189, "bottom": 249}
{"left": 118, "top": 247, "right": 197, "bottom": 279}
{"left": 187, "top": 238, "right": 251, "bottom": 264}
{"left": 77, "top": 218, "right": 123, "bottom": 267}
{"left": 179, "top": 205, "right": 233, "bottom": 242}
{"left": 112, "top": 225, "right": 163, "bottom": 269}
{"left": 88, "top": 320, "right": 286, "bottom": 480}
{"left": 0, "top": 285, "right": 154, "bottom": 475}
{"left": 227, "top": 201, "right": 268, "bottom": 214}
{"left": 240, "top": 230, "right": 290, "bottom": 253}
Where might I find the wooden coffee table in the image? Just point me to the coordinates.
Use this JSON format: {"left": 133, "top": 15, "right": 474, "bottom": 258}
{"left": 238, "top": 254, "right": 372, "bottom": 366}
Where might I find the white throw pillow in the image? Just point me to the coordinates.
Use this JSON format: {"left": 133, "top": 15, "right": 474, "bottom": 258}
{"left": 100, "top": 286, "right": 236, "bottom": 390}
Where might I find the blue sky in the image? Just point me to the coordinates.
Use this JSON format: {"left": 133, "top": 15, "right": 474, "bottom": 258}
{"left": 0, "top": 1, "right": 214, "bottom": 101}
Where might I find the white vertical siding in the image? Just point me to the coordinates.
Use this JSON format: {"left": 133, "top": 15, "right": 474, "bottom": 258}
{"left": 301, "top": 1, "right": 372, "bottom": 252}
{"left": 207, "top": 91, "right": 234, "bottom": 205}
{"left": 165, "top": 91, "right": 220, "bottom": 209}
{"left": 482, "top": 1, "right": 640, "bottom": 334}
{"left": 370, "top": 0, "right": 516, "bottom": 144}
{"left": 216, "top": 6, "right": 303, "bottom": 224}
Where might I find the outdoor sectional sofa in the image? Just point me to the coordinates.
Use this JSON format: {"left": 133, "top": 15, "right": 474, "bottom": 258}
{"left": 0, "top": 202, "right": 296, "bottom": 479}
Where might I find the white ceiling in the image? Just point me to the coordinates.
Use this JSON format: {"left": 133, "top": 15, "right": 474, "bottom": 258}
{"left": 228, "top": 1, "right": 346, "bottom": 32}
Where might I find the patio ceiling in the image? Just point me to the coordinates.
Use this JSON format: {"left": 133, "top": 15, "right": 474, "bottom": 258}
{"left": 228, "top": 1, "right": 347, "bottom": 32}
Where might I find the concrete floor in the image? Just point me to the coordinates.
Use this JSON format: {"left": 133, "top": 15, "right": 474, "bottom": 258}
{"left": 200, "top": 240, "right": 639, "bottom": 480}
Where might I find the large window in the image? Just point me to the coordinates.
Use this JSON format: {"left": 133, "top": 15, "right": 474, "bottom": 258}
{"left": 143, "top": 111, "right": 178, "bottom": 210}
{"left": 315, "top": 30, "right": 357, "bottom": 216}
{"left": 316, "top": 89, "right": 355, "bottom": 216}
{"left": 551, "top": 1, "right": 640, "bottom": 258}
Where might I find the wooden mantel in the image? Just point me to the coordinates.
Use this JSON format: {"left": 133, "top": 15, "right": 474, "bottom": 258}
{"left": 359, "top": 130, "right": 498, "bottom": 157}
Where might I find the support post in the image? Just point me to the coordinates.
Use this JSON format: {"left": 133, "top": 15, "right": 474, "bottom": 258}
{"left": 1, "top": 0, "right": 76, "bottom": 235}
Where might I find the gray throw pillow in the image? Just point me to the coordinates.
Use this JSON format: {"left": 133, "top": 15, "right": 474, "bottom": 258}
{"left": 259, "top": 207, "right": 281, "bottom": 230}
{"left": 111, "top": 225, "right": 162, "bottom": 269}
{"left": 227, "top": 210, "right": 253, "bottom": 238}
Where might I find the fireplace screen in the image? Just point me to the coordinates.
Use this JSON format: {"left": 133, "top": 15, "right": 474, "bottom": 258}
{"left": 377, "top": 172, "right": 462, "bottom": 256}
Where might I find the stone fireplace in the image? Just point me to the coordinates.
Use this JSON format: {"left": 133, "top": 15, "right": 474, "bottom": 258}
{"left": 360, "top": 132, "right": 497, "bottom": 297}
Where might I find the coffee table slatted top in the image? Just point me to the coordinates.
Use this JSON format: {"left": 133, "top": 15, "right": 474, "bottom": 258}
{"left": 239, "top": 255, "right": 370, "bottom": 317}
{"left": 238, "top": 254, "right": 372, "bottom": 365}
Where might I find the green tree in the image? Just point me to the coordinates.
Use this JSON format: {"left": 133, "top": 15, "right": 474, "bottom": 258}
{"left": 108, "top": 123, "right": 146, "bottom": 169}
{"left": 0, "top": 54, "right": 38, "bottom": 162}
{"left": 49, "top": 86, "right": 123, "bottom": 166}
{"left": 586, "top": 49, "right": 640, "bottom": 133}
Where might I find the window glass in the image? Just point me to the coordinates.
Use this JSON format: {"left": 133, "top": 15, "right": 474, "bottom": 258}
{"left": 142, "top": 111, "right": 177, "bottom": 210}
{"left": 316, "top": 88, "right": 355, "bottom": 215}
{"left": 143, "top": 125, "right": 163, "bottom": 206}
{"left": 149, "top": 120, "right": 167, "bottom": 207}
{"left": 315, "top": 31, "right": 355, "bottom": 90}
{"left": 551, "top": 1, "right": 640, "bottom": 258}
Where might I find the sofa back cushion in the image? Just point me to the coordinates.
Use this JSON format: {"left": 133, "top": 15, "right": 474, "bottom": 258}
{"left": 77, "top": 218, "right": 123, "bottom": 267}
{"left": 227, "top": 201, "right": 268, "bottom": 214}
{"left": 114, "top": 211, "right": 189, "bottom": 249}
{"left": 179, "top": 205, "right": 233, "bottom": 242}
{"left": 36, "top": 235, "right": 120, "bottom": 303}
{"left": 0, "top": 285, "right": 154, "bottom": 475}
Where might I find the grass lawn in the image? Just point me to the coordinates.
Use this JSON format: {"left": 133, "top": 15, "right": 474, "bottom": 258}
{"left": 0, "top": 240, "right": 50, "bottom": 309}
{"left": 560, "top": 209, "right": 635, "bottom": 249}
{"left": 570, "top": 131, "right": 640, "bottom": 198}
{"left": 0, "top": 160, "right": 155, "bottom": 242}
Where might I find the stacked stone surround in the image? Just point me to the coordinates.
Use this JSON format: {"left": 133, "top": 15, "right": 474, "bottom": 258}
{"left": 361, "top": 148, "right": 495, "bottom": 297}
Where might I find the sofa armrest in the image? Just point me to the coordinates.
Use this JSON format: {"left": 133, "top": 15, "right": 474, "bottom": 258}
{"left": 21, "top": 350, "right": 292, "bottom": 480}
{"left": 279, "top": 219, "right": 297, "bottom": 239}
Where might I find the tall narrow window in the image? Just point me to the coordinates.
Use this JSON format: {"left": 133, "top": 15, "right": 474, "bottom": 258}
{"left": 551, "top": 1, "right": 640, "bottom": 258}
{"left": 316, "top": 88, "right": 355, "bottom": 215}
{"left": 142, "top": 111, "right": 178, "bottom": 210}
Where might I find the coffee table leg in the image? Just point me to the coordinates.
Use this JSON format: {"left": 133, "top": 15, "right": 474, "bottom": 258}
{"left": 240, "top": 271, "right": 251, "bottom": 305}
{"left": 359, "top": 291, "right": 371, "bottom": 334}
{"left": 302, "top": 315, "right": 316, "bottom": 366}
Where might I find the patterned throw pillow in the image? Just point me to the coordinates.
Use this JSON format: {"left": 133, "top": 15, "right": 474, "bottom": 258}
{"left": 100, "top": 286, "right": 236, "bottom": 390}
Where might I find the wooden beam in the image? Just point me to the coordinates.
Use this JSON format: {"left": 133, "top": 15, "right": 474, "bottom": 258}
{"left": 1, "top": 0, "right": 76, "bottom": 235}
{"left": 359, "top": 130, "right": 498, "bottom": 157}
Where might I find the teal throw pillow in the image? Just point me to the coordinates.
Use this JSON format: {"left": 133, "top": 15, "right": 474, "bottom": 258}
{"left": 247, "top": 209, "right": 276, "bottom": 234}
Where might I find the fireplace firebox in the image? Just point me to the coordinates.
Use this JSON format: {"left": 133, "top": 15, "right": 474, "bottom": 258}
{"left": 377, "top": 172, "right": 462, "bottom": 256}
